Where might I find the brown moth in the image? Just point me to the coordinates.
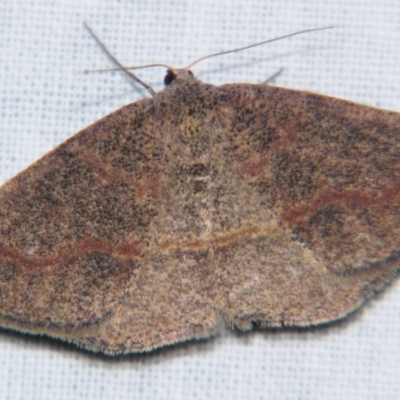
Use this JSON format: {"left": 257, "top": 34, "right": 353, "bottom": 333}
{"left": 0, "top": 27, "right": 399, "bottom": 355}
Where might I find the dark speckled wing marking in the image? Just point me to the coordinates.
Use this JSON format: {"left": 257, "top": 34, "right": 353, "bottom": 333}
{"left": 0, "top": 72, "right": 399, "bottom": 354}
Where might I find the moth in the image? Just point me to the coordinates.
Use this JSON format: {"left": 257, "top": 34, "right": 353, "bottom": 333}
{"left": 0, "top": 26, "right": 399, "bottom": 354}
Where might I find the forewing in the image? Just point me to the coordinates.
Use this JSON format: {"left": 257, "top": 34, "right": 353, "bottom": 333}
{"left": 0, "top": 97, "right": 218, "bottom": 354}
{"left": 212, "top": 84, "right": 400, "bottom": 328}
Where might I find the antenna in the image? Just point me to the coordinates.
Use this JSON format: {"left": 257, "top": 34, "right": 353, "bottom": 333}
{"left": 84, "top": 23, "right": 156, "bottom": 97}
{"left": 83, "top": 25, "right": 335, "bottom": 95}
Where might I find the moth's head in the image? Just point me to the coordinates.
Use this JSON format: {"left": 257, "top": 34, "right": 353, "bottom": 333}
{"left": 164, "top": 69, "right": 197, "bottom": 86}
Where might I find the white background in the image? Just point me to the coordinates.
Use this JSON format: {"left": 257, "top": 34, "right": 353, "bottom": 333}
{"left": 0, "top": 1, "right": 399, "bottom": 399}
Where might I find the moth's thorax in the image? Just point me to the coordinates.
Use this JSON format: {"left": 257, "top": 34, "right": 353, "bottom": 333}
{"left": 154, "top": 71, "right": 218, "bottom": 143}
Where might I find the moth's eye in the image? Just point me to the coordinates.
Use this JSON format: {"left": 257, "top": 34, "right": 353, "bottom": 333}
{"left": 188, "top": 70, "right": 194, "bottom": 76}
{"left": 164, "top": 70, "right": 177, "bottom": 86}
